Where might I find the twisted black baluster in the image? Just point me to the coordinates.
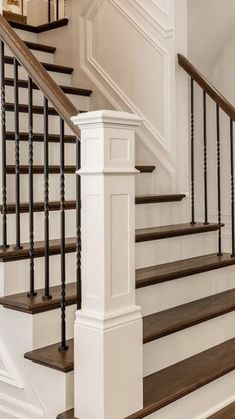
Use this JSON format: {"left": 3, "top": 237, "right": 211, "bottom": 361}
{"left": 56, "top": 0, "right": 59, "bottom": 20}
{"left": 230, "top": 119, "right": 235, "bottom": 257}
{"left": 14, "top": 58, "right": 22, "bottom": 250}
{"left": 48, "top": 0, "right": 51, "bottom": 23}
{"left": 43, "top": 97, "right": 52, "bottom": 300}
{"left": 216, "top": 105, "right": 223, "bottom": 256}
{"left": 203, "top": 91, "right": 208, "bottom": 225}
{"left": 27, "top": 77, "right": 36, "bottom": 297}
{"left": 76, "top": 139, "right": 81, "bottom": 310}
{"left": 190, "top": 78, "right": 195, "bottom": 225}
{"left": 59, "top": 118, "right": 68, "bottom": 351}
{"left": 21, "top": 0, "right": 24, "bottom": 15}
{"left": 0, "top": 41, "right": 8, "bottom": 249}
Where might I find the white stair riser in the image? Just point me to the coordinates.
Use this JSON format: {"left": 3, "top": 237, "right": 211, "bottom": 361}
{"left": 144, "top": 310, "right": 235, "bottom": 376}
{"left": 1, "top": 305, "right": 76, "bottom": 349}
{"left": 135, "top": 173, "right": 156, "bottom": 195}
{"left": 135, "top": 200, "right": 188, "bottom": 229}
{"left": 6, "top": 173, "right": 76, "bottom": 202}
{"left": 26, "top": 363, "right": 74, "bottom": 419}
{"left": 144, "top": 371, "right": 235, "bottom": 419}
{"left": 6, "top": 141, "right": 76, "bottom": 165}
{"left": 5, "top": 44, "right": 55, "bottom": 64}
{"left": 1, "top": 210, "right": 76, "bottom": 243}
{"left": 15, "top": 30, "right": 38, "bottom": 42}
{"left": 5, "top": 85, "right": 90, "bottom": 110}
{"left": 6, "top": 111, "right": 75, "bottom": 135}
{"left": 0, "top": 252, "right": 76, "bottom": 295}
{"left": 136, "top": 231, "right": 217, "bottom": 269}
{"left": 137, "top": 265, "right": 235, "bottom": 316}
{"left": 5, "top": 63, "right": 72, "bottom": 85}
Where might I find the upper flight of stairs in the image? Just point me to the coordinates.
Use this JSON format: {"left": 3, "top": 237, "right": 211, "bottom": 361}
{"left": 2, "top": 12, "right": 235, "bottom": 419}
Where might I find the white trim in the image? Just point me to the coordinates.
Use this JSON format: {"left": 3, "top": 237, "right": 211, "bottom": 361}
{"left": 0, "top": 392, "right": 44, "bottom": 419}
{"left": 0, "top": 332, "right": 24, "bottom": 389}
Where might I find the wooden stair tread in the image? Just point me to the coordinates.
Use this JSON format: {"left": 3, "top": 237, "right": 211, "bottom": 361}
{"left": 126, "top": 338, "right": 235, "bottom": 417}
{"left": 8, "top": 18, "right": 69, "bottom": 33}
{"left": 136, "top": 222, "right": 222, "bottom": 243}
{"left": 3, "top": 10, "right": 27, "bottom": 24}
{"left": 24, "top": 339, "right": 74, "bottom": 372}
{"left": 0, "top": 283, "right": 77, "bottom": 314}
{"left": 40, "top": 338, "right": 235, "bottom": 418}
{"left": 136, "top": 165, "right": 155, "bottom": 173}
{"left": 0, "top": 237, "right": 77, "bottom": 262}
{"left": 57, "top": 410, "right": 75, "bottom": 419}
{"left": 0, "top": 201, "right": 77, "bottom": 214}
{"left": 208, "top": 402, "right": 235, "bottom": 418}
{"left": 143, "top": 287, "right": 235, "bottom": 343}
{"left": 135, "top": 194, "right": 186, "bottom": 204}
{"left": 23, "top": 287, "right": 235, "bottom": 368}
{"left": 5, "top": 131, "right": 77, "bottom": 143}
{"left": 5, "top": 103, "right": 85, "bottom": 116}
{"left": 136, "top": 253, "right": 235, "bottom": 288}
{"left": 5, "top": 79, "right": 92, "bottom": 96}
{"left": 5, "top": 55, "right": 73, "bottom": 74}
{"left": 6, "top": 165, "right": 154, "bottom": 174}
{"left": 24, "top": 41, "right": 56, "bottom": 54}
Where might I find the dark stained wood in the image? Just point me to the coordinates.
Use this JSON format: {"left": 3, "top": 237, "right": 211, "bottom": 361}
{"left": 5, "top": 78, "right": 92, "bottom": 96}
{"left": 126, "top": 338, "right": 235, "bottom": 418}
{"left": 57, "top": 410, "right": 76, "bottom": 419}
{"left": 6, "top": 165, "right": 153, "bottom": 175}
{"left": 0, "top": 283, "right": 77, "bottom": 314}
{"left": 8, "top": 18, "right": 69, "bottom": 33}
{"left": 136, "top": 165, "right": 155, "bottom": 173}
{"left": 0, "top": 201, "right": 76, "bottom": 214}
{"left": 143, "top": 288, "right": 235, "bottom": 343}
{"left": 208, "top": 402, "right": 235, "bottom": 418}
{"left": 136, "top": 253, "right": 235, "bottom": 288}
{"left": 5, "top": 56, "right": 73, "bottom": 74}
{"left": 6, "top": 165, "right": 77, "bottom": 174}
{"left": 0, "top": 237, "right": 76, "bottom": 262}
{"left": 6, "top": 102, "right": 60, "bottom": 115}
{"left": 3, "top": 11, "right": 27, "bottom": 24}
{"left": 178, "top": 54, "right": 235, "bottom": 121}
{"left": 5, "top": 131, "right": 77, "bottom": 143}
{"left": 24, "top": 41, "right": 56, "bottom": 54}
{"left": 135, "top": 194, "right": 186, "bottom": 204}
{"left": 136, "top": 222, "right": 222, "bottom": 243}
{"left": 25, "top": 339, "right": 74, "bottom": 372}
{"left": 0, "top": 15, "right": 80, "bottom": 137}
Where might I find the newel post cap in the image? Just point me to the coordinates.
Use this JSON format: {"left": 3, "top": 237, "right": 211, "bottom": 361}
{"left": 71, "top": 110, "right": 143, "bottom": 128}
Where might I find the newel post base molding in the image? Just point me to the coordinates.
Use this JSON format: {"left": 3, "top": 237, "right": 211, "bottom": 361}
{"left": 72, "top": 110, "right": 143, "bottom": 419}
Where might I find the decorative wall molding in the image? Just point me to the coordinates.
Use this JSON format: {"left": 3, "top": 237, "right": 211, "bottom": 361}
{"left": 0, "top": 392, "right": 44, "bottom": 419}
{"left": 80, "top": 0, "right": 176, "bottom": 178}
{"left": 127, "top": 0, "right": 174, "bottom": 38}
{"left": 152, "top": 0, "right": 170, "bottom": 15}
{"left": 0, "top": 332, "right": 24, "bottom": 389}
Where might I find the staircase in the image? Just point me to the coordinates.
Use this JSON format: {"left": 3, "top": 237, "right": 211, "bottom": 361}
{"left": 1, "top": 5, "right": 235, "bottom": 419}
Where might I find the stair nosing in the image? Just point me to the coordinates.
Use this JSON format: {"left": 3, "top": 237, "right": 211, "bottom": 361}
{"left": 5, "top": 78, "right": 92, "bottom": 96}
{"left": 8, "top": 18, "right": 69, "bottom": 33}
{"left": 24, "top": 41, "right": 56, "bottom": 54}
{"left": 5, "top": 55, "right": 73, "bottom": 74}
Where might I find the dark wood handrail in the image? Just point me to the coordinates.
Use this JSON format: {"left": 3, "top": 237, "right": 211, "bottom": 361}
{"left": 0, "top": 14, "right": 80, "bottom": 137}
{"left": 178, "top": 53, "right": 235, "bottom": 121}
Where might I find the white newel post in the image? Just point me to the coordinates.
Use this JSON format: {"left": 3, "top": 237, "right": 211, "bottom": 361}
{"left": 72, "top": 110, "right": 143, "bottom": 419}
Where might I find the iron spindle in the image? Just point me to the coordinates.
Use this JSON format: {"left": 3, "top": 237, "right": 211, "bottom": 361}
{"left": 190, "top": 78, "right": 195, "bottom": 224}
{"left": 56, "top": 0, "right": 59, "bottom": 20}
{"left": 216, "top": 105, "right": 223, "bottom": 256}
{"left": 14, "top": 58, "right": 22, "bottom": 250}
{"left": 43, "top": 97, "right": 52, "bottom": 300}
{"left": 48, "top": 0, "right": 51, "bottom": 23}
{"left": 21, "top": 0, "right": 24, "bottom": 15}
{"left": 59, "top": 118, "right": 68, "bottom": 351}
{"left": 76, "top": 139, "right": 81, "bottom": 310}
{"left": 230, "top": 119, "right": 235, "bottom": 257}
{"left": 28, "top": 77, "right": 36, "bottom": 296}
{"left": 0, "top": 41, "right": 8, "bottom": 248}
{"left": 203, "top": 91, "right": 208, "bottom": 225}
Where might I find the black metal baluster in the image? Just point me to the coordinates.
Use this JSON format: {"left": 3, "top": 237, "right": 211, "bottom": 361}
{"left": 59, "top": 118, "right": 68, "bottom": 351}
{"left": 230, "top": 119, "right": 235, "bottom": 257}
{"left": 56, "top": 0, "right": 59, "bottom": 20}
{"left": 203, "top": 91, "right": 209, "bottom": 225}
{"left": 28, "top": 77, "right": 36, "bottom": 296}
{"left": 216, "top": 105, "right": 223, "bottom": 256}
{"left": 0, "top": 41, "right": 8, "bottom": 249}
{"left": 14, "top": 58, "right": 22, "bottom": 250}
{"left": 43, "top": 97, "right": 52, "bottom": 300}
{"left": 21, "top": 0, "right": 24, "bottom": 15}
{"left": 48, "top": 0, "right": 51, "bottom": 23}
{"left": 76, "top": 139, "right": 81, "bottom": 310}
{"left": 190, "top": 78, "right": 195, "bottom": 224}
